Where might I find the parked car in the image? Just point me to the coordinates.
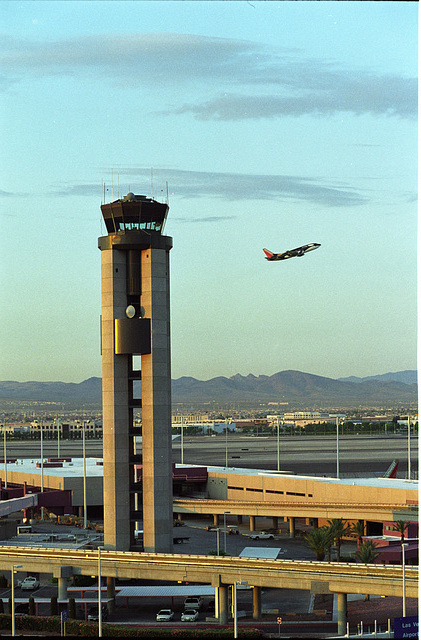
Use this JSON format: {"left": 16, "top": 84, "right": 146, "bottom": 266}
{"left": 181, "top": 609, "right": 199, "bottom": 622}
{"left": 183, "top": 596, "right": 202, "bottom": 610}
{"left": 87, "top": 606, "right": 108, "bottom": 622}
{"left": 19, "top": 577, "right": 40, "bottom": 591}
{"left": 156, "top": 609, "right": 174, "bottom": 622}
{"left": 249, "top": 531, "right": 274, "bottom": 540}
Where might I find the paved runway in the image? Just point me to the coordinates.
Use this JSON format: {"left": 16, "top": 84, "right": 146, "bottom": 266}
{"left": 3, "top": 434, "right": 417, "bottom": 478}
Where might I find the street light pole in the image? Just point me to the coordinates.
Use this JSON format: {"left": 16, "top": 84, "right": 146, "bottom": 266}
{"left": 407, "top": 416, "right": 411, "bottom": 480}
{"left": 276, "top": 420, "right": 280, "bottom": 472}
{"left": 336, "top": 416, "right": 340, "bottom": 479}
{"left": 223, "top": 511, "right": 230, "bottom": 554}
{"left": 402, "top": 543, "right": 408, "bottom": 617}
{"left": 233, "top": 581, "right": 238, "bottom": 639}
{"left": 82, "top": 421, "right": 87, "bottom": 529}
{"left": 40, "top": 420, "right": 44, "bottom": 520}
{"left": 181, "top": 420, "right": 184, "bottom": 465}
{"left": 11, "top": 564, "right": 22, "bottom": 636}
{"left": 98, "top": 546, "right": 103, "bottom": 637}
{"left": 3, "top": 424, "right": 7, "bottom": 489}
{"left": 225, "top": 426, "right": 228, "bottom": 468}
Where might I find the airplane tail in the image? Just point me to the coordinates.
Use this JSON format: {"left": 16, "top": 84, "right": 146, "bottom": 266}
{"left": 263, "top": 248, "right": 274, "bottom": 259}
{"left": 383, "top": 459, "right": 399, "bottom": 479}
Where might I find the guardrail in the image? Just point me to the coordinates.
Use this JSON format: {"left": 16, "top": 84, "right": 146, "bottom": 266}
{"left": 0, "top": 546, "right": 417, "bottom": 598}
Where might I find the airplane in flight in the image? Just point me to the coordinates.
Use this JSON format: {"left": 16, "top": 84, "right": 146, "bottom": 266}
{"left": 263, "top": 243, "right": 321, "bottom": 261}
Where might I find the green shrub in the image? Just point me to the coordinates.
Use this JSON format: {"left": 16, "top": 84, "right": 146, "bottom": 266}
{"left": 50, "top": 596, "right": 58, "bottom": 616}
{"left": 28, "top": 596, "right": 35, "bottom": 616}
{"left": 68, "top": 597, "right": 76, "bottom": 619}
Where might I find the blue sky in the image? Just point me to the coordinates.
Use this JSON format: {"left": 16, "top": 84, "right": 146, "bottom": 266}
{"left": 1, "top": 1, "right": 418, "bottom": 383}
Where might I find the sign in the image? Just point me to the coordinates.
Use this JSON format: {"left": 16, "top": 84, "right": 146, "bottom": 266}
{"left": 394, "top": 616, "right": 419, "bottom": 639}
{"left": 277, "top": 617, "right": 282, "bottom": 624}
{"left": 61, "top": 610, "right": 68, "bottom": 622}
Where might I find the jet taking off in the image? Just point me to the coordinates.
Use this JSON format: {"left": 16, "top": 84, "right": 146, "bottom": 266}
{"left": 263, "top": 243, "right": 321, "bottom": 261}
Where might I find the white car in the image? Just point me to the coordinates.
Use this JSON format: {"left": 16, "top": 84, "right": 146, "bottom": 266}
{"left": 156, "top": 609, "right": 174, "bottom": 622}
{"left": 249, "top": 531, "right": 274, "bottom": 540}
{"left": 183, "top": 596, "right": 202, "bottom": 610}
{"left": 181, "top": 609, "right": 199, "bottom": 622}
{"left": 19, "top": 576, "right": 40, "bottom": 591}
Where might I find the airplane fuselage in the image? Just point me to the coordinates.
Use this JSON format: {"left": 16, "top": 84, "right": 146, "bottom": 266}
{"left": 263, "top": 243, "right": 321, "bottom": 261}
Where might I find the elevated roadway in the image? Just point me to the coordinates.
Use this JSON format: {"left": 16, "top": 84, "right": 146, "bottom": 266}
{"left": 0, "top": 546, "right": 417, "bottom": 599}
{"left": 173, "top": 498, "right": 418, "bottom": 523}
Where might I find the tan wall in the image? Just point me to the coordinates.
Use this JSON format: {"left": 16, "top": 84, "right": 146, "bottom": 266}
{"left": 208, "top": 470, "right": 417, "bottom": 506}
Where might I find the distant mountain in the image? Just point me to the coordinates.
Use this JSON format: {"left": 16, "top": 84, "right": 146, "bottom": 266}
{"left": 338, "top": 370, "right": 417, "bottom": 385}
{"left": 171, "top": 370, "right": 417, "bottom": 405}
{"left": 0, "top": 370, "right": 416, "bottom": 407}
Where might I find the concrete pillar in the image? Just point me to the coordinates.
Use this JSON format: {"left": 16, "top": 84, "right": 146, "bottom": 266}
{"left": 249, "top": 515, "right": 256, "bottom": 532}
{"left": 312, "top": 518, "right": 319, "bottom": 528}
{"left": 141, "top": 247, "right": 173, "bottom": 553}
{"left": 218, "top": 585, "right": 229, "bottom": 624}
{"left": 57, "top": 577, "right": 67, "bottom": 600}
{"left": 213, "top": 514, "right": 219, "bottom": 526}
{"left": 337, "top": 592, "right": 347, "bottom": 635}
{"left": 272, "top": 517, "right": 279, "bottom": 530}
{"left": 289, "top": 516, "right": 296, "bottom": 538}
{"left": 107, "top": 577, "right": 115, "bottom": 614}
{"left": 252, "top": 586, "right": 262, "bottom": 619}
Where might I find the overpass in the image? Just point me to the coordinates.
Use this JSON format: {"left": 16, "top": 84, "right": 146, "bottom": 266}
{"left": 173, "top": 498, "right": 418, "bottom": 534}
{"left": 0, "top": 545, "right": 417, "bottom": 634}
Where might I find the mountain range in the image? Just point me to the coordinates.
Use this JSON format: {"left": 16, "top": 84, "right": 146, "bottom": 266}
{"left": 0, "top": 370, "right": 417, "bottom": 407}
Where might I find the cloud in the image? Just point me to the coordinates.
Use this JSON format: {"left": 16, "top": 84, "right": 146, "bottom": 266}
{"left": 0, "top": 33, "right": 415, "bottom": 119}
{"left": 55, "top": 168, "right": 367, "bottom": 208}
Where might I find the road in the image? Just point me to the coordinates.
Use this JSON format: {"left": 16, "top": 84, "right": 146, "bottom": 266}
{"left": 2, "top": 434, "right": 418, "bottom": 477}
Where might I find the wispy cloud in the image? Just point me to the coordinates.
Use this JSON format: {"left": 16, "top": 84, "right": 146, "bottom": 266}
{"left": 1, "top": 33, "right": 415, "bottom": 120}
{"left": 53, "top": 167, "right": 367, "bottom": 208}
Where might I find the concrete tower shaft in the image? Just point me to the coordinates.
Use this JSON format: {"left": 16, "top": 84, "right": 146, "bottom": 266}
{"left": 99, "top": 194, "right": 173, "bottom": 553}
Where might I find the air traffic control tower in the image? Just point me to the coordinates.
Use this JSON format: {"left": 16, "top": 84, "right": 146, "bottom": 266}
{"left": 99, "top": 192, "right": 173, "bottom": 553}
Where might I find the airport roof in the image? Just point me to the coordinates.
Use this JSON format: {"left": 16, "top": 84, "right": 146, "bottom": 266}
{"left": 2, "top": 459, "right": 418, "bottom": 491}
{"left": 201, "top": 464, "right": 419, "bottom": 491}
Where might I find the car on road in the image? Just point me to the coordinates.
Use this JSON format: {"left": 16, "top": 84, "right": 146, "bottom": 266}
{"left": 183, "top": 596, "right": 202, "bottom": 610}
{"left": 249, "top": 531, "right": 274, "bottom": 540}
{"left": 181, "top": 609, "right": 199, "bottom": 622}
{"left": 156, "top": 609, "right": 174, "bottom": 622}
{"left": 19, "top": 577, "right": 40, "bottom": 590}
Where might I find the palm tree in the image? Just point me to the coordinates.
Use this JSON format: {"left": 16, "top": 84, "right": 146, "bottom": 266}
{"left": 304, "top": 526, "right": 333, "bottom": 561}
{"left": 328, "top": 518, "right": 349, "bottom": 560}
{"left": 350, "top": 520, "right": 365, "bottom": 546}
{"left": 355, "top": 540, "right": 380, "bottom": 563}
{"left": 392, "top": 520, "right": 410, "bottom": 543}
{"left": 355, "top": 540, "right": 381, "bottom": 600}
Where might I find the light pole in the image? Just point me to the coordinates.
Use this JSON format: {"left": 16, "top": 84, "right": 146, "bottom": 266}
{"left": 407, "top": 416, "right": 411, "bottom": 479}
{"left": 402, "top": 542, "right": 408, "bottom": 617}
{"left": 223, "top": 511, "right": 230, "bottom": 554}
{"left": 181, "top": 420, "right": 184, "bottom": 465}
{"left": 82, "top": 421, "right": 87, "bottom": 529}
{"left": 98, "top": 546, "right": 103, "bottom": 637}
{"left": 336, "top": 416, "right": 340, "bottom": 479}
{"left": 276, "top": 420, "right": 280, "bottom": 472}
{"left": 3, "top": 424, "right": 7, "bottom": 489}
{"left": 11, "top": 564, "right": 22, "bottom": 636}
{"left": 225, "top": 426, "right": 228, "bottom": 467}
{"left": 57, "top": 415, "right": 60, "bottom": 458}
{"left": 233, "top": 581, "right": 238, "bottom": 639}
{"left": 40, "top": 420, "right": 44, "bottom": 520}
